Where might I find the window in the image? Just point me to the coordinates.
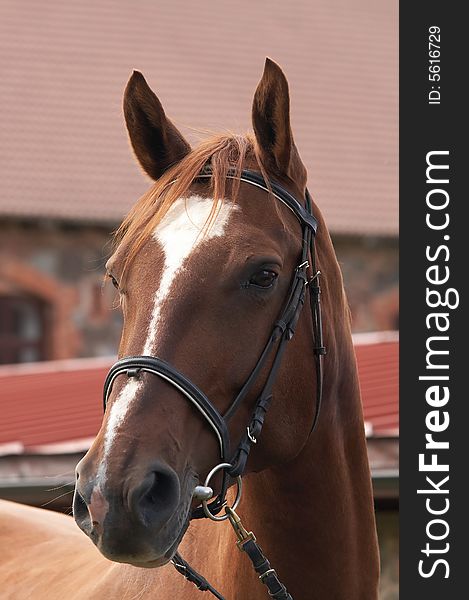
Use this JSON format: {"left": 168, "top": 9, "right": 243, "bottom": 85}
{"left": 0, "top": 295, "right": 47, "bottom": 364}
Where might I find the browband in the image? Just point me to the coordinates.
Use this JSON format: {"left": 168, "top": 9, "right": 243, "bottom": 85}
{"left": 196, "top": 167, "right": 318, "bottom": 234}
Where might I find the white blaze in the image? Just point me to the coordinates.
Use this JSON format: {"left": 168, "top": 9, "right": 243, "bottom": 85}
{"left": 98, "top": 195, "right": 236, "bottom": 480}
{"left": 143, "top": 195, "right": 235, "bottom": 355}
{"left": 97, "top": 378, "right": 143, "bottom": 483}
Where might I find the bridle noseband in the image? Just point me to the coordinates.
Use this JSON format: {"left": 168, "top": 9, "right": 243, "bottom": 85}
{"left": 103, "top": 168, "right": 326, "bottom": 600}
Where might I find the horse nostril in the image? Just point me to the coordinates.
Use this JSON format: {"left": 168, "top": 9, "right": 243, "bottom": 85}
{"left": 143, "top": 472, "right": 160, "bottom": 506}
{"left": 73, "top": 489, "right": 90, "bottom": 530}
{"left": 132, "top": 464, "right": 180, "bottom": 527}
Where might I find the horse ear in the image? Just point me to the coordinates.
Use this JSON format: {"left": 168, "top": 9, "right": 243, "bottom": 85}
{"left": 252, "top": 59, "right": 306, "bottom": 185}
{"left": 123, "top": 71, "right": 191, "bottom": 180}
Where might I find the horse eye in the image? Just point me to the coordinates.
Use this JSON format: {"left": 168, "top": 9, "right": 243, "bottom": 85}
{"left": 249, "top": 270, "right": 278, "bottom": 289}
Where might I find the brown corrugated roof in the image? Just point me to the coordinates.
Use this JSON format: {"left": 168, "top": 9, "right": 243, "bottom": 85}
{"left": 354, "top": 334, "right": 399, "bottom": 436}
{"left": 0, "top": 336, "right": 398, "bottom": 451}
{"left": 0, "top": 0, "right": 397, "bottom": 235}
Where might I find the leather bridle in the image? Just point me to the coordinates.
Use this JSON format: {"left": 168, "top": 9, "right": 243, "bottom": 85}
{"left": 102, "top": 168, "right": 326, "bottom": 599}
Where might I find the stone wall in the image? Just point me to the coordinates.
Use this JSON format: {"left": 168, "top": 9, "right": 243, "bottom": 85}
{"left": 333, "top": 235, "right": 399, "bottom": 332}
{"left": 0, "top": 220, "right": 120, "bottom": 359}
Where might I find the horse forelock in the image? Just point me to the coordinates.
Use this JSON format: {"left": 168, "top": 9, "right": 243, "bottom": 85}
{"left": 113, "top": 132, "right": 261, "bottom": 285}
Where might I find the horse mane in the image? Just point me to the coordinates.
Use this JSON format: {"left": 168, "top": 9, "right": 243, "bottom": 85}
{"left": 114, "top": 132, "right": 266, "bottom": 281}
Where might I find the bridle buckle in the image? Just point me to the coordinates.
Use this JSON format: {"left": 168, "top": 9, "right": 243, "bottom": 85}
{"left": 296, "top": 260, "right": 309, "bottom": 271}
{"left": 246, "top": 426, "right": 257, "bottom": 444}
{"left": 306, "top": 270, "right": 321, "bottom": 286}
{"left": 225, "top": 506, "right": 257, "bottom": 547}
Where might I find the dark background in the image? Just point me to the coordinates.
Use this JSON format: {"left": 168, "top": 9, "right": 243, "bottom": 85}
{"left": 400, "top": 2, "right": 466, "bottom": 595}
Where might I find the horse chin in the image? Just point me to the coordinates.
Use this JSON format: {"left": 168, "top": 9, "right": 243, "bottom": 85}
{"left": 118, "top": 517, "right": 190, "bottom": 568}
{"left": 129, "top": 558, "right": 170, "bottom": 568}
{"left": 129, "top": 520, "right": 189, "bottom": 568}
{"left": 99, "top": 498, "right": 192, "bottom": 569}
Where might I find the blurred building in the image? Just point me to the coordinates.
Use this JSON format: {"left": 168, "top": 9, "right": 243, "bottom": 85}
{"left": 0, "top": 0, "right": 398, "bottom": 365}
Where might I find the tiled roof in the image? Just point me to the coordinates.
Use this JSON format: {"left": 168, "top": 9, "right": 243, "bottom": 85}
{"left": 0, "top": 336, "right": 398, "bottom": 452}
{"left": 354, "top": 332, "right": 399, "bottom": 436}
{"left": 0, "top": 0, "right": 397, "bottom": 235}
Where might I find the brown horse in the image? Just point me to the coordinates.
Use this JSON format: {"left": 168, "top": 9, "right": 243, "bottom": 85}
{"left": 0, "top": 59, "right": 379, "bottom": 599}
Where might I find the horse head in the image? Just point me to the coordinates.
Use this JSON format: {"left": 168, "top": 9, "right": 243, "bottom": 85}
{"left": 74, "top": 59, "right": 320, "bottom": 568}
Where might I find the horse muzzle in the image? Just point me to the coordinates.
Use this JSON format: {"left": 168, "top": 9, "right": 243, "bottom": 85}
{"left": 73, "top": 459, "right": 192, "bottom": 565}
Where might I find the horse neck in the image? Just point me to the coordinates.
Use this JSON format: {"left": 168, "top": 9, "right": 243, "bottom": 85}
{"left": 237, "top": 228, "right": 380, "bottom": 599}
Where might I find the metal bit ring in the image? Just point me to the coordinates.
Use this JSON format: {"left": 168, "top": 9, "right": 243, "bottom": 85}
{"left": 202, "top": 462, "right": 242, "bottom": 521}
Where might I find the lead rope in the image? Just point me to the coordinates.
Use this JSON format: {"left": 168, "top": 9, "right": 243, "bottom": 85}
{"left": 225, "top": 507, "right": 293, "bottom": 600}
{"left": 172, "top": 505, "right": 293, "bottom": 600}
{"left": 171, "top": 552, "right": 225, "bottom": 600}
